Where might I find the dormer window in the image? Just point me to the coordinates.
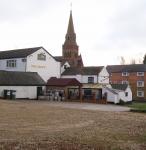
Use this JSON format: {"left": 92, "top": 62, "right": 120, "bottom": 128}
{"left": 122, "top": 72, "right": 129, "bottom": 76}
{"left": 37, "top": 53, "right": 46, "bottom": 61}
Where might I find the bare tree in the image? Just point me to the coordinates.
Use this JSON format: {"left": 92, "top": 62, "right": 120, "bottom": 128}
{"left": 120, "top": 56, "right": 126, "bottom": 65}
{"left": 130, "top": 59, "right": 136, "bottom": 64}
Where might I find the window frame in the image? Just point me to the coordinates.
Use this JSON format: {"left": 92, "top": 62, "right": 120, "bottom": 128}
{"left": 6, "top": 59, "right": 17, "bottom": 68}
{"left": 37, "top": 53, "right": 46, "bottom": 61}
{"left": 137, "top": 90, "right": 144, "bottom": 97}
{"left": 122, "top": 72, "right": 129, "bottom": 76}
{"left": 122, "top": 80, "right": 129, "bottom": 84}
{"left": 125, "top": 92, "right": 128, "bottom": 97}
{"left": 88, "top": 77, "right": 94, "bottom": 83}
{"left": 137, "top": 72, "right": 144, "bottom": 76}
{"left": 137, "top": 81, "right": 144, "bottom": 87}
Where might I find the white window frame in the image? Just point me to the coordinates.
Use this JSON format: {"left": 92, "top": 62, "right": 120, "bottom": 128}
{"left": 122, "top": 72, "right": 129, "bottom": 76}
{"left": 88, "top": 77, "right": 94, "bottom": 83}
{"left": 6, "top": 59, "right": 17, "bottom": 68}
{"left": 137, "top": 72, "right": 144, "bottom": 76}
{"left": 137, "top": 81, "right": 144, "bottom": 87}
{"left": 137, "top": 90, "right": 144, "bottom": 97}
{"left": 122, "top": 80, "right": 129, "bottom": 84}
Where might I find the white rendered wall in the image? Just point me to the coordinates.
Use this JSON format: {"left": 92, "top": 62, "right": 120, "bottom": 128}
{"left": 0, "top": 58, "right": 26, "bottom": 72}
{"left": 98, "top": 67, "right": 109, "bottom": 84}
{"left": 61, "top": 75, "right": 97, "bottom": 83}
{"left": 102, "top": 88, "right": 118, "bottom": 104}
{"left": 0, "top": 86, "right": 39, "bottom": 99}
{"left": 119, "top": 87, "right": 132, "bottom": 102}
{"left": 26, "top": 48, "right": 61, "bottom": 82}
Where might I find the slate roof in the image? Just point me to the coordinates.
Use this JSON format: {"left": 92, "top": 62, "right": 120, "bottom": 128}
{"left": 107, "top": 64, "right": 146, "bottom": 73}
{"left": 0, "top": 47, "right": 43, "bottom": 59}
{"left": 54, "top": 56, "right": 63, "bottom": 62}
{"left": 62, "top": 66, "right": 104, "bottom": 75}
{"left": 47, "top": 77, "right": 82, "bottom": 86}
{"left": 0, "top": 71, "right": 46, "bottom": 86}
{"left": 111, "top": 84, "right": 128, "bottom": 91}
{"left": 105, "top": 87, "right": 118, "bottom": 95}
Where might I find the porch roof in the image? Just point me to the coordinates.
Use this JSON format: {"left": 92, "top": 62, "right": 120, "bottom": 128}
{"left": 82, "top": 83, "right": 104, "bottom": 89}
{"left": 47, "top": 77, "right": 82, "bottom": 87}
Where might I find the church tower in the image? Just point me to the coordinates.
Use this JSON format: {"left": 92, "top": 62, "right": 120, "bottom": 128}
{"left": 62, "top": 11, "right": 83, "bottom": 67}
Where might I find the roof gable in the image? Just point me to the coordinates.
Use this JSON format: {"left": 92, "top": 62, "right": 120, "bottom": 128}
{"left": 0, "top": 47, "right": 42, "bottom": 59}
{"left": 0, "top": 46, "right": 56, "bottom": 61}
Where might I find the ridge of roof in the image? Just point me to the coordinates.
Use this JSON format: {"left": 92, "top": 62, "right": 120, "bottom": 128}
{"left": 107, "top": 64, "right": 146, "bottom": 73}
{"left": 62, "top": 66, "right": 104, "bottom": 75}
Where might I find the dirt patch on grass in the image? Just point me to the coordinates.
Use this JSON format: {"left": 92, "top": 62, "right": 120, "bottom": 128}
{"left": 0, "top": 100, "right": 146, "bottom": 150}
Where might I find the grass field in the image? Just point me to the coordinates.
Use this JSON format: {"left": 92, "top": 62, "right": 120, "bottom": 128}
{"left": 0, "top": 100, "right": 146, "bottom": 150}
{"left": 128, "top": 102, "right": 146, "bottom": 112}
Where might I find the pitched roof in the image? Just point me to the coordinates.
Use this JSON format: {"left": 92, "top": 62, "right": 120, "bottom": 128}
{"left": 0, "top": 71, "right": 46, "bottom": 86}
{"left": 62, "top": 66, "right": 104, "bottom": 75}
{"left": 47, "top": 77, "right": 82, "bottom": 86}
{"left": 0, "top": 47, "right": 43, "bottom": 59}
{"left": 107, "top": 64, "right": 146, "bottom": 73}
{"left": 105, "top": 87, "right": 118, "bottom": 95}
{"left": 111, "top": 84, "right": 128, "bottom": 91}
{"left": 54, "top": 56, "right": 63, "bottom": 62}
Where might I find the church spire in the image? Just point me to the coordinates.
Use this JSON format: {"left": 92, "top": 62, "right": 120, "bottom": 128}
{"left": 64, "top": 10, "right": 77, "bottom": 45}
{"left": 67, "top": 10, "right": 75, "bottom": 35}
{"left": 62, "top": 10, "right": 83, "bottom": 68}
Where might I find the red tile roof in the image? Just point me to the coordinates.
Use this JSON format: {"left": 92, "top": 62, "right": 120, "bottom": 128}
{"left": 47, "top": 77, "right": 82, "bottom": 87}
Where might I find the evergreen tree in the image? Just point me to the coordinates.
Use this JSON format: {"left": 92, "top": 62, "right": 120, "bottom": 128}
{"left": 143, "top": 54, "right": 146, "bottom": 64}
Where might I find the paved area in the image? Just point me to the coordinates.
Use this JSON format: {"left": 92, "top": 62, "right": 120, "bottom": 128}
{"left": 47, "top": 102, "right": 130, "bottom": 112}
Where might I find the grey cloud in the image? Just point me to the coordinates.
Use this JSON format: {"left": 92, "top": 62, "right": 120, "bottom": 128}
{"left": 0, "top": 0, "right": 51, "bottom": 22}
{"left": 100, "top": 0, "right": 146, "bottom": 51}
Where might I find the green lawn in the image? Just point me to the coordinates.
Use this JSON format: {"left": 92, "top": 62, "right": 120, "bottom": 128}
{"left": 128, "top": 102, "right": 146, "bottom": 112}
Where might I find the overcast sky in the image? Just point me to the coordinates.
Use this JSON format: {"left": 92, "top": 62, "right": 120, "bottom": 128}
{"left": 0, "top": 0, "right": 146, "bottom": 66}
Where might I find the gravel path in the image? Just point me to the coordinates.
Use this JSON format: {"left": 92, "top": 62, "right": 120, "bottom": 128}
{"left": 47, "top": 101, "right": 130, "bottom": 112}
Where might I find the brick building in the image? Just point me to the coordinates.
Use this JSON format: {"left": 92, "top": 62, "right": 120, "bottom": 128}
{"left": 107, "top": 64, "right": 146, "bottom": 101}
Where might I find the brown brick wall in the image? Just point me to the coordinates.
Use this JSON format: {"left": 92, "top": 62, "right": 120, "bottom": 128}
{"left": 109, "top": 72, "right": 146, "bottom": 101}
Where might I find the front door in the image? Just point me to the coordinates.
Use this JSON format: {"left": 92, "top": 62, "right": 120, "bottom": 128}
{"left": 37, "top": 87, "right": 43, "bottom": 100}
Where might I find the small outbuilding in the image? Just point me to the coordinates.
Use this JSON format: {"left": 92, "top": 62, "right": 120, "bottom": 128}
{"left": 0, "top": 71, "right": 46, "bottom": 99}
{"left": 103, "top": 84, "right": 132, "bottom": 104}
{"left": 46, "top": 77, "right": 82, "bottom": 101}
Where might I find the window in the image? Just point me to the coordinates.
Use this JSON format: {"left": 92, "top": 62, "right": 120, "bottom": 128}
{"left": 137, "top": 90, "right": 144, "bottom": 97}
{"left": 122, "top": 80, "right": 129, "bottom": 84}
{"left": 37, "top": 53, "right": 46, "bottom": 61}
{"left": 88, "top": 77, "right": 94, "bottom": 83}
{"left": 6, "top": 60, "right": 17, "bottom": 68}
{"left": 137, "top": 81, "right": 144, "bottom": 87}
{"left": 22, "top": 58, "right": 26, "bottom": 62}
{"left": 125, "top": 92, "right": 128, "bottom": 97}
{"left": 122, "top": 72, "right": 129, "bottom": 76}
{"left": 137, "top": 72, "right": 144, "bottom": 76}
